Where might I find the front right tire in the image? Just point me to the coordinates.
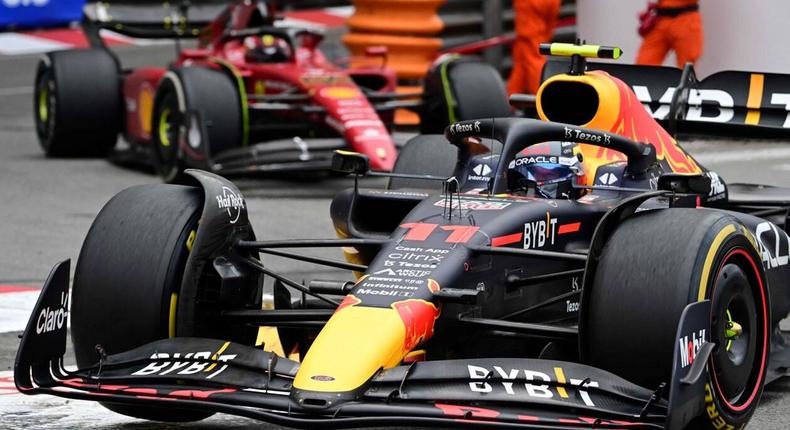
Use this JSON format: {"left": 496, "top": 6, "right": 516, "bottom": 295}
{"left": 583, "top": 209, "right": 770, "bottom": 429}
{"left": 151, "top": 67, "right": 243, "bottom": 183}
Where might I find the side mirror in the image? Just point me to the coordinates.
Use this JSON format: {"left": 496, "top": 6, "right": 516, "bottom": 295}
{"left": 657, "top": 173, "right": 711, "bottom": 194}
{"left": 332, "top": 150, "right": 370, "bottom": 175}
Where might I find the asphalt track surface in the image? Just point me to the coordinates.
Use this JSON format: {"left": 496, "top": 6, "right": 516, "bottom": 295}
{"left": 2, "top": 44, "right": 790, "bottom": 429}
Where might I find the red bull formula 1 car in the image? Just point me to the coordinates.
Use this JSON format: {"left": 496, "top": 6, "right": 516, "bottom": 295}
{"left": 32, "top": 0, "right": 508, "bottom": 182}
{"left": 16, "top": 44, "right": 790, "bottom": 428}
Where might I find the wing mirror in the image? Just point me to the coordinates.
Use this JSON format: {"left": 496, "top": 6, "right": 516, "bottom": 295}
{"left": 657, "top": 173, "right": 711, "bottom": 194}
{"left": 332, "top": 150, "right": 370, "bottom": 176}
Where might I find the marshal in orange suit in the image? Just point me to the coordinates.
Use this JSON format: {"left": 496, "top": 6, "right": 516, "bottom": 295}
{"left": 507, "top": 0, "right": 561, "bottom": 95}
{"left": 636, "top": 0, "right": 703, "bottom": 67}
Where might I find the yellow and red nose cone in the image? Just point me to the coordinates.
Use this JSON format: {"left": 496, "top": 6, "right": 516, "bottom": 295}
{"left": 293, "top": 297, "right": 439, "bottom": 393}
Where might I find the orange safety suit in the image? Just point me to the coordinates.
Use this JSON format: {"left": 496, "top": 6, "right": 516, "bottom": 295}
{"left": 636, "top": 0, "right": 703, "bottom": 67}
{"left": 507, "top": 0, "right": 561, "bottom": 95}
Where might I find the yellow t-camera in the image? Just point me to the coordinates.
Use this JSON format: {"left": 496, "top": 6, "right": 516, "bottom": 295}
{"left": 539, "top": 43, "right": 622, "bottom": 60}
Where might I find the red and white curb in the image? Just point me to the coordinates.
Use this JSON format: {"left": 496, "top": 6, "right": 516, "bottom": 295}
{"left": 0, "top": 7, "right": 354, "bottom": 56}
{"left": 0, "top": 369, "right": 260, "bottom": 429}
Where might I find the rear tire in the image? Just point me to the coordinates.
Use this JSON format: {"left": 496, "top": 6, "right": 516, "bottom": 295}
{"left": 71, "top": 184, "right": 210, "bottom": 422}
{"left": 34, "top": 49, "right": 121, "bottom": 157}
{"left": 151, "top": 67, "right": 243, "bottom": 183}
{"left": 420, "top": 58, "right": 510, "bottom": 134}
{"left": 583, "top": 209, "right": 769, "bottom": 429}
{"left": 387, "top": 134, "right": 457, "bottom": 190}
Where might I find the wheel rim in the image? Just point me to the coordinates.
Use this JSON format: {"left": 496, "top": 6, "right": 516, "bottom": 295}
{"left": 154, "top": 92, "right": 181, "bottom": 180}
{"left": 158, "top": 108, "right": 173, "bottom": 147}
{"left": 709, "top": 248, "right": 768, "bottom": 413}
{"left": 38, "top": 84, "right": 49, "bottom": 123}
{"left": 35, "top": 72, "right": 54, "bottom": 142}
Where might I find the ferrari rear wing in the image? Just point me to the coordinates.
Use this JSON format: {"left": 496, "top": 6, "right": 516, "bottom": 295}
{"left": 15, "top": 256, "right": 713, "bottom": 429}
{"left": 541, "top": 59, "right": 790, "bottom": 138}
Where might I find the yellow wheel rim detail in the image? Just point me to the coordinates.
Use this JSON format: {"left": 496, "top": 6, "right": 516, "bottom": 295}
{"left": 38, "top": 86, "right": 48, "bottom": 123}
{"left": 158, "top": 108, "right": 172, "bottom": 147}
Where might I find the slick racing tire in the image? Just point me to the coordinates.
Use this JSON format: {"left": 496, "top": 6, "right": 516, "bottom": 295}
{"left": 152, "top": 67, "right": 243, "bottom": 183}
{"left": 583, "top": 209, "right": 769, "bottom": 429}
{"left": 387, "top": 134, "right": 457, "bottom": 190}
{"left": 420, "top": 58, "right": 511, "bottom": 134}
{"left": 34, "top": 49, "right": 121, "bottom": 157}
{"left": 71, "top": 185, "right": 215, "bottom": 422}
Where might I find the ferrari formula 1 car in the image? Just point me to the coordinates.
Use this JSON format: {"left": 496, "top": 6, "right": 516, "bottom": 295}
{"left": 16, "top": 44, "right": 790, "bottom": 429}
{"left": 32, "top": 0, "right": 509, "bottom": 182}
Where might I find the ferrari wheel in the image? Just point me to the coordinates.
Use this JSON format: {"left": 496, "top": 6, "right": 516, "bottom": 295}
{"left": 152, "top": 67, "right": 243, "bottom": 183}
{"left": 387, "top": 134, "right": 457, "bottom": 190}
{"left": 71, "top": 184, "right": 259, "bottom": 422}
{"left": 582, "top": 209, "right": 769, "bottom": 429}
{"left": 420, "top": 58, "right": 510, "bottom": 134}
{"left": 34, "top": 49, "right": 121, "bottom": 157}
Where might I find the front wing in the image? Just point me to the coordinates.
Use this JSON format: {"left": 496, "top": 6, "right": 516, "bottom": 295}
{"left": 16, "top": 261, "right": 713, "bottom": 429}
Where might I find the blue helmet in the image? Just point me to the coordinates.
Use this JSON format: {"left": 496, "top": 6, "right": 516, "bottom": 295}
{"left": 507, "top": 141, "right": 583, "bottom": 199}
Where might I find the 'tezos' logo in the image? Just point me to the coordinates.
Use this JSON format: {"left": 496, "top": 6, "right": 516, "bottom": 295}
{"left": 216, "top": 186, "right": 245, "bottom": 224}
{"left": 467, "top": 365, "right": 600, "bottom": 407}
{"left": 563, "top": 126, "right": 611, "bottom": 144}
{"left": 36, "top": 291, "right": 68, "bottom": 335}
{"left": 132, "top": 350, "right": 238, "bottom": 379}
{"left": 678, "top": 329, "right": 706, "bottom": 368}
{"left": 450, "top": 120, "right": 481, "bottom": 134}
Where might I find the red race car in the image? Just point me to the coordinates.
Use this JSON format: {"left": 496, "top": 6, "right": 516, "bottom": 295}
{"left": 33, "top": 0, "right": 510, "bottom": 182}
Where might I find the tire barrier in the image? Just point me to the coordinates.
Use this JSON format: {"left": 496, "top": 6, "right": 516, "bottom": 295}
{"left": 343, "top": 0, "right": 446, "bottom": 82}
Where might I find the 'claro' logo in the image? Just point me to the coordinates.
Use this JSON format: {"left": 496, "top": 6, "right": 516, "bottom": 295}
{"left": 36, "top": 291, "right": 68, "bottom": 335}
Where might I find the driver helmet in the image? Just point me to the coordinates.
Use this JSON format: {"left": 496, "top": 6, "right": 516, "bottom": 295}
{"left": 244, "top": 34, "right": 292, "bottom": 63}
{"left": 507, "top": 141, "right": 583, "bottom": 199}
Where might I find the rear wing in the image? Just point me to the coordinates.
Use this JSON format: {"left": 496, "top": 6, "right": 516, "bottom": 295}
{"left": 542, "top": 59, "right": 790, "bottom": 137}
{"left": 81, "top": 1, "right": 227, "bottom": 44}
